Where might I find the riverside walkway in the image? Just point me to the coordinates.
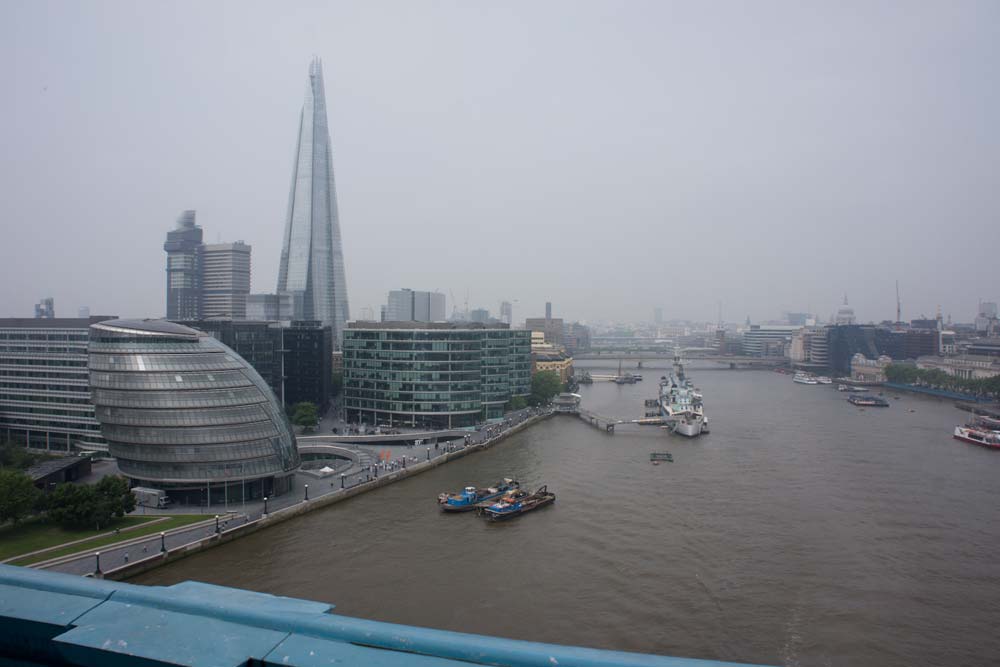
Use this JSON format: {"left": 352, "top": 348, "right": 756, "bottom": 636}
{"left": 37, "top": 408, "right": 545, "bottom": 579}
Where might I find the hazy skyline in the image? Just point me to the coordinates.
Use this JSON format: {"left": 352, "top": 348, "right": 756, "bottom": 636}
{"left": 2, "top": 1, "right": 997, "bottom": 325}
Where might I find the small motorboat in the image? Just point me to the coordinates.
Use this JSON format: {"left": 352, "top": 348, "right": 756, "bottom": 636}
{"left": 438, "top": 478, "right": 519, "bottom": 512}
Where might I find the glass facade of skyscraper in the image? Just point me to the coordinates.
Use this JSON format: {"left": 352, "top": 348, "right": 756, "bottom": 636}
{"left": 88, "top": 319, "right": 299, "bottom": 501}
{"left": 277, "top": 58, "right": 350, "bottom": 346}
{"left": 343, "top": 323, "right": 530, "bottom": 428}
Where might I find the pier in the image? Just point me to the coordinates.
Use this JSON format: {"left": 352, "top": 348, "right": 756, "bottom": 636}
{"left": 571, "top": 408, "right": 667, "bottom": 434}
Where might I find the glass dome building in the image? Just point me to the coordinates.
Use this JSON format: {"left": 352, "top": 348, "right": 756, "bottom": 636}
{"left": 88, "top": 319, "right": 299, "bottom": 503}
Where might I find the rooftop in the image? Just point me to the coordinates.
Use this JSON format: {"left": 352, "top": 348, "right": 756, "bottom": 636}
{"left": 90, "top": 319, "right": 202, "bottom": 338}
{"left": 25, "top": 456, "right": 89, "bottom": 482}
{"left": 347, "top": 321, "right": 510, "bottom": 331}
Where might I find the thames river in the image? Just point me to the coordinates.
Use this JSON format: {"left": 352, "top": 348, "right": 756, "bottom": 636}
{"left": 133, "top": 363, "right": 1000, "bottom": 666}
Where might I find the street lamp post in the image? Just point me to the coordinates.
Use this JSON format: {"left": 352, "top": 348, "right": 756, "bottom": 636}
{"left": 94, "top": 551, "right": 101, "bottom": 575}
{"left": 304, "top": 484, "right": 309, "bottom": 501}
{"left": 160, "top": 532, "right": 166, "bottom": 554}
{"left": 340, "top": 473, "right": 345, "bottom": 489}
{"left": 426, "top": 447, "right": 430, "bottom": 461}
{"left": 263, "top": 496, "right": 269, "bottom": 515}
{"left": 215, "top": 515, "right": 220, "bottom": 535}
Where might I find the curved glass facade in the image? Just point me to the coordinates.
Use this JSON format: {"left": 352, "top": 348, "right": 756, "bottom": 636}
{"left": 88, "top": 319, "right": 299, "bottom": 492}
{"left": 343, "top": 323, "right": 531, "bottom": 428}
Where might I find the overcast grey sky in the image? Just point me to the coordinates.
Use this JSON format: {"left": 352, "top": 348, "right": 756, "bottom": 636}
{"left": 2, "top": 1, "right": 997, "bottom": 325}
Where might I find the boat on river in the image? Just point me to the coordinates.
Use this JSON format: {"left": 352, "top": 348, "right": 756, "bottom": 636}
{"left": 953, "top": 426, "right": 1000, "bottom": 449}
{"left": 438, "top": 478, "right": 519, "bottom": 512}
{"left": 794, "top": 372, "right": 818, "bottom": 385}
{"left": 658, "top": 355, "right": 708, "bottom": 437}
{"left": 478, "top": 485, "right": 555, "bottom": 521}
{"left": 848, "top": 395, "right": 889, "bottom": 407}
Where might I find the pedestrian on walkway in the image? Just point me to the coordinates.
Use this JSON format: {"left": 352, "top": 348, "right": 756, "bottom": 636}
{"left": 124, "top": 552, "right": 129, "bottom": 563}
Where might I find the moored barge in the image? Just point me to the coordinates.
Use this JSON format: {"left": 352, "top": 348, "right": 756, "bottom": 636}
{"left": 438, "top": 478, "right": 519, "bottom": 512}
{"left": 479, "top": 485, "right": 555, "bottom": 521}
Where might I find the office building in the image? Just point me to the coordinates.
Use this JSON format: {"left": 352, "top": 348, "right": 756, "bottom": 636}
{"left": 875, "top": 328, "right": 940, "bottom": 360}
{"left": 0, "top": 316, "right": 114, "bottom": 453}
{"left": 526, "top": 308, "right": 564, "bottom": 347}
{"left": 281, "top": 321, "right": 333, "bottom": 407}
{"left": 34, "top": 298, "right": 55, "bottom": 319}
{"left": 165, "top": 211, "right": 252, "bottom": 321}
{"left": 563, "top": 322, "right": 591, "bottom": 354}
{"left": 175, "top": 319, "right": 334, "bottom": 409}
{"left": 246, "top": 292, "right": 302, "bottom": 322}
{"left": 342, "top": 322, "right": 531, "bottom": 428}
{"left": 385, "top": 289, "right": 445, "bottom": 322}
{"left": 500, "top": 301, "right": 513, "bottom": 326}
{"left": 88, "top": 319, "right": 299, "bottom": 503}
{"left": 742, "top": 325, "right": 801, "bottom": 357}
{"left": 533, "top": 353, "right": 574, "bottom": 384}
{"left": 276, "top": 58, "right": 350, "bottom": 345}
{"left": 827, "top": 324, "right": 879, "bottom": 374}
{"left": 469, "top": 308, "right": 490, "bottom": 323}
{"left": 653, "top": 307, "right": 663, "bottom": 324}
{"left": 163, "top": 211, "right": 203, "bottom": 321}
{"left": 77, "top": 307, "right": 90, "bottom": 319}
{"left": 201, "top": 242, "right": 251, "bottom": 320}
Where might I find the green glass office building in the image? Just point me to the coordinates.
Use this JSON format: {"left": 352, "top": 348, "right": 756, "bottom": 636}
{"left": 343, "top": 322, "right": 531, "bottom": 429}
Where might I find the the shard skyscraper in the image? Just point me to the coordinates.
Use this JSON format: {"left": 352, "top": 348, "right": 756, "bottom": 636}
{"left": 277, "top": 58, "right": 349, "bottom": 345}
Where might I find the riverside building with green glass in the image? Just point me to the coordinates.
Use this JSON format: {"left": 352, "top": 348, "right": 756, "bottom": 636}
{"left": 343, "top": 322, "right": 531, "bottom": 429}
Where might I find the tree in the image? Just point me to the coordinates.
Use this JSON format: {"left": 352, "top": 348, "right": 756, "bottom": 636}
{"left": 47, "top": 476, "right": 135, "bottom": 530}
{"left": 529, "top": 371, "right": 562, "bottom": 406}
{"left": 47, "top": 484, "right": 100, "bottom": 529}
{"left": 0, "top": 470, "right": 40, "bottom": 525}
{"left": 0, "top": 442, "right": 47, "bottom": 470}
{"left": 507, "top": 395, "right": 527, "bottom": 411}
{"left": 292, "top": 402, "right": 319, "bottom": 432}
{"left": 96, "top": 475, "right": 136, "bottom": 519}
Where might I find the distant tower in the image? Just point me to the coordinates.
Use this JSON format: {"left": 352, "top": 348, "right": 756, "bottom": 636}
{"left": 545, "top": 302, "right": 552, "bottom": 320}
{"left": 34, "top": 298, "right": 54, "bottom": 319}
{"left": 500, "top": 301, "right": 513, "bottom": 325}
{"left": 164, "top": 210, "right": 204, "bottom": 320}
{"left": 78, "top": 306, "right": 90, "bottom": 319}
{"left": 277, "top": 58, "right": 350, "bottom": 346}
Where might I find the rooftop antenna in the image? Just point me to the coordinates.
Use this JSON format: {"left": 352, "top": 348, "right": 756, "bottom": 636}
{"left": 896, "top": 280, "right": 901, "bottom": 324}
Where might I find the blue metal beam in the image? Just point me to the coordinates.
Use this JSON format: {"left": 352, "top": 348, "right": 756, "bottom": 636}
{"left": 0, "top": 564, "right": 771, "bottom": 667}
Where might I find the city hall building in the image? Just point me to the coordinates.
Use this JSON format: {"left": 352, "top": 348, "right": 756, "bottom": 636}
{"left": 88, "top": 319, "right": 299, "bottom": 503}
{"left": 342, "top": 322, "right": 531, "bottom": 429}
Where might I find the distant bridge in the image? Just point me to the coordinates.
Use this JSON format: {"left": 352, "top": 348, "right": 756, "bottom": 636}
{"left": 575, "top": 352, "right": 788, "bottom": 368}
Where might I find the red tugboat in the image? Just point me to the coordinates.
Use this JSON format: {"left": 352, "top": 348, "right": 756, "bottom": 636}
{"left": 953, "top": 426, "right": 1000, "bottom": 450}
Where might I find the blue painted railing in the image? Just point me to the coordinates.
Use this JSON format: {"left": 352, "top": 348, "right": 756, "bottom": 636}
{"left": 0, "top": 564, "right": 770, "bottom": 667}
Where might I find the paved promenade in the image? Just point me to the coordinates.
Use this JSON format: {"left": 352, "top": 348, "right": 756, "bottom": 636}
{"left": 41, "top": 407, "right": 547, "bottom": 577}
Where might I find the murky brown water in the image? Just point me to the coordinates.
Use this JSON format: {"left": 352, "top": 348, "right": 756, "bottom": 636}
{"left": 133, "top": 364, "right": 1000, "bottom": 666}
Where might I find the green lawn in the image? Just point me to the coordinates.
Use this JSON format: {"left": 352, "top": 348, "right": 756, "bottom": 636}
{"left": 1, "top": 515, "right": 209, "bottom": 565}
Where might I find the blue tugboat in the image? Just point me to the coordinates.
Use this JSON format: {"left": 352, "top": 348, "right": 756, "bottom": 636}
{"left": 478, "top": 485, "right": 555, "bottom": 521}
{"left": 438, "top": 478, "right": 519, "bottom": 512}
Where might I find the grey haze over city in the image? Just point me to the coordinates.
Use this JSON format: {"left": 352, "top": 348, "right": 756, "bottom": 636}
{"left": 1, "top": 1, "right": 997, "bottom": 325}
